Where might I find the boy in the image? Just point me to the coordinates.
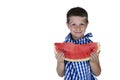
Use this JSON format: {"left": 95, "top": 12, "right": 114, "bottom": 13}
{"left": 55, "top": 7, "right": 101, "bottom": 80}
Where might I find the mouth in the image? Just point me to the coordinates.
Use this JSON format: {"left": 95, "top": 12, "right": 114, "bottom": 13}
{"left": 75, "top": 32, "right": 82, "bottom": 34}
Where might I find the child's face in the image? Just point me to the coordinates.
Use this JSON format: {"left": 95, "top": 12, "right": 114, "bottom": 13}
{"left": 67, "top": 16, "right": 88, "bottom": 40}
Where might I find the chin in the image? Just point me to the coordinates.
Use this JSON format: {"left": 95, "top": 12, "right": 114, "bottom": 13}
{"left": 71, "top": 33, "right": 84, "bottom": 39}
{"left": 76, "top": 34, "right": 84, "bottom": 38}
{"left": 73, "top": 36, "right": 83, "bottom": 40}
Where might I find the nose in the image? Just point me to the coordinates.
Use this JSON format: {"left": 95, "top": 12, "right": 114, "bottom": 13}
{"left": 76, "top": 26, "right": 82, "bottom": 31}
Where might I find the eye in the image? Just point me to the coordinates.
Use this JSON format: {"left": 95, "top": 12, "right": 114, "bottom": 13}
{"left": 71, "top": 23, "right": 76, "bottom": 26}
{"left": 80, "top": 23, "right": 84, "bottom": 26}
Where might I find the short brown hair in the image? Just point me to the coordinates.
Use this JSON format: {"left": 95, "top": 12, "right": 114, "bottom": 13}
{"left": 66, "top": 7, "right": 88, "bottom": 23}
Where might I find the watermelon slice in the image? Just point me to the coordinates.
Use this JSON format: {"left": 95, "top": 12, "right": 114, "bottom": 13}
{"left": 54, "top": 42, "right": 100, "bottom": 62}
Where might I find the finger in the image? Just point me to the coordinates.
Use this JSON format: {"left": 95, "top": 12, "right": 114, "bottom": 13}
{"left": 97, "top": 50, "right": 100, "bottom": 54}
{"left": 55, "top": 54, "right": 61, "bottom": 59}
{"left": 58, "top": 53, "right": 65, "bottom": 62}
{"left": 56, "top": 53, "right": 64, "bottom": 60}
{"left": 90, "top": 54, "right": 95, "bottom": 61}
{"left": 60, "top": 53, "right": 65, "bottom": 59}
{"left": 90, "top": 53, "right": 99, "bottom": 62}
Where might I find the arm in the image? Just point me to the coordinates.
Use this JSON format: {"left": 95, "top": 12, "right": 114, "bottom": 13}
{"left": 55, "top": 53, "right": 65, "bottom": 77}
{"left": 90, "top": 52, "right": 101, "bottom": 76}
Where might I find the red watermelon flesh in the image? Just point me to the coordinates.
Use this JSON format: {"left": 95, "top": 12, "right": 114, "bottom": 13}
{"left": 54, "top": 42, "right": 100, "bottom": 62}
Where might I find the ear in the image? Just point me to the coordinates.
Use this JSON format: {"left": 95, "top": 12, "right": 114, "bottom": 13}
{"left": 66, "top": 22, "right": 70, "bottom": 29}
{"left": 84, "top": 21, "right": 88, "bottom": 29}
{"left": 86, "top": 22, "right": 89, "bottom": 27}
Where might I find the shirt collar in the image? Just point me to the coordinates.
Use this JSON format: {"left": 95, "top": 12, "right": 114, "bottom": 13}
{"left": 65, "top": 32, "right": 93, "bottom": 41}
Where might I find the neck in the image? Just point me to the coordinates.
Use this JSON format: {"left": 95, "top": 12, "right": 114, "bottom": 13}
{"left": 71, "top": 35, "right": 84, "bottom": 40}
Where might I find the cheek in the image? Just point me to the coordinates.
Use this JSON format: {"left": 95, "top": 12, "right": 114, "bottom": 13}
{"left": 82, "top": 27, "right": 86, "bottom": 31}
{"left": 69, "top": 27, "right": 76, "bottom": 32}
{"left": 68, "top": 26, "right": 73, "bottom": 30}
{"left": 82, "top": 26, "right": 87, "bottom": 30}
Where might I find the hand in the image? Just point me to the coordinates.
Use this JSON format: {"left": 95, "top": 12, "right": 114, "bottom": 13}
{"left": 90, "top": 52, "right": 99, "bottom": 62}
{"left": 89, "top": 51, "right": 101, "bottom": 76}
{"left": 55, "top": 53, "right": 65, "bottom": 63}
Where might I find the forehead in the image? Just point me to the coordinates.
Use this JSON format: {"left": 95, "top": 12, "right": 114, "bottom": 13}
{"left": 69, "top": 16, "right": 87, "bottom": 22}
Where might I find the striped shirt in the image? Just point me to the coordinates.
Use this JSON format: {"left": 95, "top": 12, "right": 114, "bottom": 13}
{"left": 64, "top": 33, "right": 97, "bottom": 80}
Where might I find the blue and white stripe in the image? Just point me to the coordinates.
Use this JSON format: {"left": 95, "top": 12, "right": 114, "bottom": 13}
{"left": 64, "top": 33, "right": 97, "bottom": 80}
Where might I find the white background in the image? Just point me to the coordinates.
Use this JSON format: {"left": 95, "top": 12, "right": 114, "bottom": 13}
{"left": 0, "top": 0, "right": 120, "bottom": 80}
